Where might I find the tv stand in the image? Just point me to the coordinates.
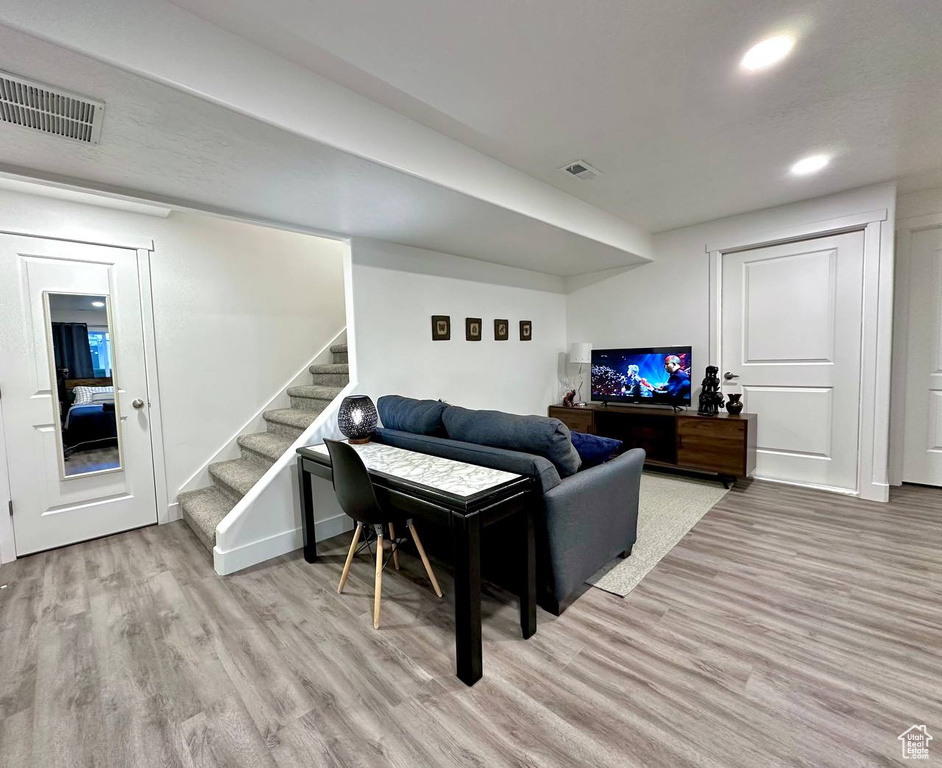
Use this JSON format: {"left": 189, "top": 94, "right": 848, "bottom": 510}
{"left": 548, "top": 403, "right": 756, "bottom": 485}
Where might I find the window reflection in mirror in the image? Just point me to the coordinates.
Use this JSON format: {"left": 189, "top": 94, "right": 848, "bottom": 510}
{"left": 45, "top": 292, "right": 122, "bottom": 478}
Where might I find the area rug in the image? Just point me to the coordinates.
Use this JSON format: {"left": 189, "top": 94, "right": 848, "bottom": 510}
{"left": 585, "top": 472, "right": 729, "bottom": 597}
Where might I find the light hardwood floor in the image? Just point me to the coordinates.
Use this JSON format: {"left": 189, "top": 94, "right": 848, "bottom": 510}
{"left": 1, "top": 480, "right": 939, "bottom": 767}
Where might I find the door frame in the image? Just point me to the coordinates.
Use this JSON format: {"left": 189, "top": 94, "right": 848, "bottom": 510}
{"left": 707, "top": 207, "right": 892, "bottom": 501}
{"left": 0, "top": 229, "right": 169, "bottom": 564}
{"left": 889, "top": 211, "right": 942, "bottom": 487}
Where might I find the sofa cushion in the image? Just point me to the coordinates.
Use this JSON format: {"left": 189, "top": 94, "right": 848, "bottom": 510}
{"left": 442, "top": 406, "right": 581, "bottom": 478}
{"left": 374, "top": 428, "right": 561, "bottom": 494}
{"left": 570, "top": 431, "right": 623, "bottom": 469}
{"left": 377, "top": 395, "right": 447, "bottom": 436}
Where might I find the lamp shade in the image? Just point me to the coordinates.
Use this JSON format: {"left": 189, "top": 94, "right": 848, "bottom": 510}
{"left": 337, "top": 395, "right": 378, "bottom": 444}
{"left": 569, "top": 342, "right": 592, "bottom": 365}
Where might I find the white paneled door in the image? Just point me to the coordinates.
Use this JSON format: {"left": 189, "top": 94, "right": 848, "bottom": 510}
{"left": 0, "top": 235, "right": 157, "bottom": 555}
{"left": 902, "top": 225, "right": 942, "bottom": 486}
{"left": 721, "top": 231, "right": 865, "bottom": 492}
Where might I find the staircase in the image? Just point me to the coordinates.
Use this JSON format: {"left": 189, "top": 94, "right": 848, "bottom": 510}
{"left": 179, "top": 343, "right": 349, "bottom": 552}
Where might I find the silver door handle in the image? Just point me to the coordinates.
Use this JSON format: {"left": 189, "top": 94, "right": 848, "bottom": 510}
{"left": 132, "top": 398, "right": 145, "bottom": 409}
{"left": 723, "top": 371, "right": 739, "bottom": 381}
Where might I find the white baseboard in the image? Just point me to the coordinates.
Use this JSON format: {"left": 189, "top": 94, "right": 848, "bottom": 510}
{"left": 752, "top": 474, "right": 860, "bottom": 497}
{"left": 165, "top": 501, "right": 181, "bottom": 523}
{"left": 212, "top": 513, "right": 353, "bottom": 575}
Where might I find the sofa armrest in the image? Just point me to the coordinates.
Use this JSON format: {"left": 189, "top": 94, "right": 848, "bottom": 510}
{"left": 541, "top": 448, "right": 645, "bottom": 603}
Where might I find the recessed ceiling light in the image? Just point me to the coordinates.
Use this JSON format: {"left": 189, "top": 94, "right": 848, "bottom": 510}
{"left": 91, "top": 300, "right": 105, "bottom": 307}
{"left": 790, "top": 154, "right": 830, "bottom": 175}
{"left": 741, "top": 34, "right": 795, "bottom": 71}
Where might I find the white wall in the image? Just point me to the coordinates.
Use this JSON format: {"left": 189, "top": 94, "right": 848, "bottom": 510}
{"left": 150, "top": 212, "right": 346, "bottom": 494}
{"left": 349, "top": 238, "right": 567, "bottom": 416}
{"left": 0, "top": 186, "right": 347, "bottom": 514}
{"left": 567, "top": 183, "right": 897, "bottom": 499}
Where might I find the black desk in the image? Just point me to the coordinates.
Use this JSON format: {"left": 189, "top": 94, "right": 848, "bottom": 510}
{"left": 296, "top": 441, "right": 538, "bottom": 686}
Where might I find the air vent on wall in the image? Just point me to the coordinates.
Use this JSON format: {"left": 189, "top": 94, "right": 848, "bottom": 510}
{"left": 560, "top": 159, "right": 602, "bottom": 181}
{"left": 0, "top": 70, "right": 104, "bottom": 145}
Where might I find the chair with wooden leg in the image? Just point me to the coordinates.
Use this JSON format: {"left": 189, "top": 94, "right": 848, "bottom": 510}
{"left": 325, "top": 439, "right": 443, "bottom": 629}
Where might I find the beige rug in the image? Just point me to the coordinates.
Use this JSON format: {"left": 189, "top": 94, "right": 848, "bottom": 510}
{"left": 586, "top": 472, "right": 729, "bottom": 597}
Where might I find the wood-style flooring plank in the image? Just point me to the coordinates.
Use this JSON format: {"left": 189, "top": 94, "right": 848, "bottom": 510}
{"left": 0, "top": 481, "right": 939, "bottom": 767}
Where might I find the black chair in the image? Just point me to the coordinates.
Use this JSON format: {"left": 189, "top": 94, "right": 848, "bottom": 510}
{"left": 325, "top": 439, "right": 442, "bottom": 629}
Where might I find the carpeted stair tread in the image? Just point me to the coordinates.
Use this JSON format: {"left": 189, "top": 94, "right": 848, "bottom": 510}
{"left": 309, "top": 363, "right": 349, "bottom": 375}
{"left": 263, "top": 408, "right": 319, "bottom": 430}
{"left": 329, "top": 342, "right": 347, "bottom": 354}
{"left": 287, "top": 384, "right": 343, "bottom": 401}
{"left": 209, "top": 457, "right": 268, "bottom": 499}
{"left": 178, "top": 486, "right": 234, "bottom": 551}
{"left": 238, "top": 432, "right": 295, "bottom": 463}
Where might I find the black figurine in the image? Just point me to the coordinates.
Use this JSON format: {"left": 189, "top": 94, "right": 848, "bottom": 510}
{"left": 697, "top": 365, "right": 724, "bottom": 416}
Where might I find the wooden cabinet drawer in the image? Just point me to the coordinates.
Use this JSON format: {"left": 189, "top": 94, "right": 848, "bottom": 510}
{"left": 548, "top": 407, "right": 594, "bottom": 434}
{"left": 676, "top": 417, "right": 746, "bottom": 475}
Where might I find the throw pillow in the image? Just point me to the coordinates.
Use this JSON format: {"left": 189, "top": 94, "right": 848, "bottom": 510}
{"left": 442, "top": 405, "right": 582, "bottom": 477}
{"left": 570, "top": 431, "right": 623, "bottom": 469}
{"left": 377, "top": 395, "right": 448, "bottom": 435}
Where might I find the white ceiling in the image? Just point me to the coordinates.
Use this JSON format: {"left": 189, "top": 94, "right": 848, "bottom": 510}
{"left": 170, "top": 0, "right": 942, "bottom": 231}
{"left": 0, "top": 24, "right": 648, "bottom": 276}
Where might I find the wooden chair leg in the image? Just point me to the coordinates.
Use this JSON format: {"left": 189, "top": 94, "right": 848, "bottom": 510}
{"left": 373, "top": 526, "right": 384, "bottom": 629}
{"left": 337, "top": 523, "right": 362, "bottom": 595}
{"left": 407, "top": 520, "right": 443, "bottom": 598}
{"left": 388, "top": 522, "right": 401, "bottom": 571}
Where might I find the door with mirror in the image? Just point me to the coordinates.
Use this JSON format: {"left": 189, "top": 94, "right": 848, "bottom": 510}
{"left": 0, "top": 234, "right": 157, "bottom": 555}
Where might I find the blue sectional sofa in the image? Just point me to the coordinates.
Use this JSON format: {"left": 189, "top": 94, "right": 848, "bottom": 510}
{"left": 374, "top": 396, "right": 644, "bottom": 614}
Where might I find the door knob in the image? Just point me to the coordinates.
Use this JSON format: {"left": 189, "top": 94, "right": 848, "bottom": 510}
{"left": 132, "top": 398, "right": 145, "bottom": 409}
{"left": 723, "top": 371, "right": 739, "bottom": 381}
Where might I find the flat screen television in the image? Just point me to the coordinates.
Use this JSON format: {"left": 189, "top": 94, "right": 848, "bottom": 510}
{"left": 591, "top": 346, "right": 693, "bottom": 406}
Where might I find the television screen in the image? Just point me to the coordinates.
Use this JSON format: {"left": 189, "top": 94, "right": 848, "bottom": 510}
{"left": 591, "top": 347, "right": 693, "bottom": 406}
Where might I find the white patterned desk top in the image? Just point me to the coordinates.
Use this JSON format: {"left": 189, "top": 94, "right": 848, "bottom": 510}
{"left": 308, "top": 441, "right": 521, "bottom": 498}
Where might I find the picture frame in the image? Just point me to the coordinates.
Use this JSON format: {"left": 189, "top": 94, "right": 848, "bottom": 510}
{"left": 494, "top": 318, "right": 509, "bottom": 341}
{"left": 431, "top": 315, "right": 451, "bottom": 341}
{"left": 465, "top": 317, "right": 482, "bottom": 341}
{"left": 519, "top": 320, "right": 532, "bottom": 341}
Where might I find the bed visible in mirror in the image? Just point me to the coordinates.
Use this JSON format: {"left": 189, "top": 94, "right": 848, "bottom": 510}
{"left": 45, "top": 292, "right": 123, "bottom": 478}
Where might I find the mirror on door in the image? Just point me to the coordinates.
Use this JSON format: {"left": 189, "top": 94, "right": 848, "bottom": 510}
{"left": 44, "top": 292, "right": 123, "bottom": 478}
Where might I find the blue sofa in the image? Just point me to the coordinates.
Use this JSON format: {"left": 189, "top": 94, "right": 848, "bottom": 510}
{"left": 375, "top": 396, "right": 644, "bottom": 614}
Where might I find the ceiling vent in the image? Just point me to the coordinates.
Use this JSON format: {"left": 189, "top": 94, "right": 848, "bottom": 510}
{"left": 0, "top": 70, "right": 104, "bottom": 145}
{"left": 560, "top": 160, "right": 602, "bottom": 181}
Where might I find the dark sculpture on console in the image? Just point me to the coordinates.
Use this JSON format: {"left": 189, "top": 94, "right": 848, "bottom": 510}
{"left": 697, "top": 365, "right": 725, "bottom": 416}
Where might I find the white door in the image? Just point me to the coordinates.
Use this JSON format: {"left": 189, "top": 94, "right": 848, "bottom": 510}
{"left": 0, "top": 235, "right": 157, "bottom": 554}
{"left": 721, "top": 231, "right": 865, "bottom": 492}
{"left": 902, "top": 224, "right": 942, "bottom": 485}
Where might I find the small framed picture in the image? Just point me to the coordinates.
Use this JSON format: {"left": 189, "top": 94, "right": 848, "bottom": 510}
{"left": 465, "top": 317, "right": 482, "bottom": 341}
{"left": 431, "top": 315, "right": 451, "bottom": 341}
{"left": 519, "top": 320, "right": 532, "bottom": 341}
{"left": 494, "top": 319, "right": 509, "bottom": 341}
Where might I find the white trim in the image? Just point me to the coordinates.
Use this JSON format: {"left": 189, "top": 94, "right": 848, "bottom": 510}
{"left": 0, "top": 398, "right": 15, "bottom": 564}
{"left": 857, "top": 221, "right": 890, "bottom": 502}
{"left": 889, "top": 213, "right": 942, "bottom": 486}
{"left": 136, "top": 249, "right": 171, "bottom": 524}
{"left": 212, "top": 380, "right": 356, "bottom": 575}
{"left": 751, "top": 474, "right": 861, "bottom": 497}
{"left": 212, "top": 513, "right": 351, "bottom": 575}
{"left": 166, "top": 501, "right": 180, "bottom": 523}
{"left": 705, "top": 209, "right": 888, "bottom": 254}
{"left": 709, "top": 211, "right": 893, "bottom": 501}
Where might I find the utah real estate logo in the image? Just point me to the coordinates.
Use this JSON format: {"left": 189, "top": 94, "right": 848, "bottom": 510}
{"left": 898, "top": 725, "right": 932, "bottom": 760}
